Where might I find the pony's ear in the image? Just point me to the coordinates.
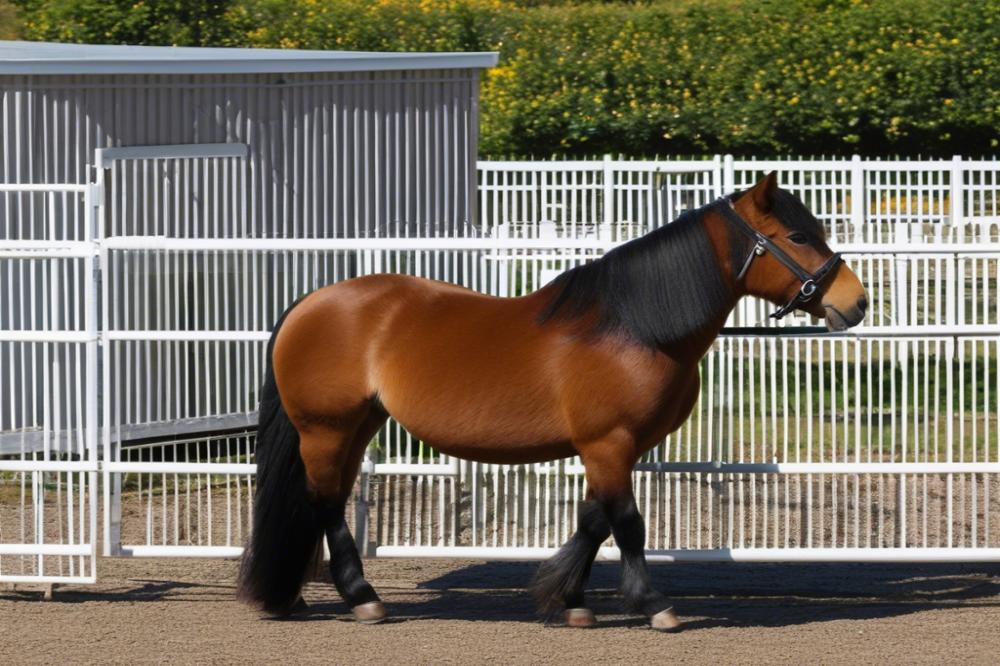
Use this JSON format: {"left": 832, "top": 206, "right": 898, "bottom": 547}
{"left": 751, "top": 171, "right": 779, "bottom": 212}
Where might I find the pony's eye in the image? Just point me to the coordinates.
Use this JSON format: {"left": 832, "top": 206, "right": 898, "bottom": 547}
{"left": 787, "top": 232, "right": 809, "bottom": 245}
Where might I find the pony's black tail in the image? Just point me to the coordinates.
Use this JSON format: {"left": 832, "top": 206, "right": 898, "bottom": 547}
{"left": 237, "top": 302, "right": 321, "bottom": 615}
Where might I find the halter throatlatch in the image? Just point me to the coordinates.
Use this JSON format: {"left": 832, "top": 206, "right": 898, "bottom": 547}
{"left": 716, "top": 197, "right": 843, "bottom": 320}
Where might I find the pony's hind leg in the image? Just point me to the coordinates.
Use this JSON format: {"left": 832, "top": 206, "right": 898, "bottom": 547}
{"left": 530, "top": 492, "right": 610, "bottom": 626}
{"left": 298, "top": 406, "right": 388, "bottom": 623}
{"left": 579, "top": 437, "right": 680, "bottom": 632}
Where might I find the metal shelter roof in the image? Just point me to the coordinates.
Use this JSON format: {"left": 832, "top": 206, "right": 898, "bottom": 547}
{"left": 0, "top": 40, "right": 499, "bottom": 75}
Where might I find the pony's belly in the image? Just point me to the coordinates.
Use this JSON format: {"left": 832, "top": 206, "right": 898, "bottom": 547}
{"left": 379, "top": 387, "right": 574, "bottom": 464}
{"left": 411, "top": 437, "right": 577, "bottom": 465}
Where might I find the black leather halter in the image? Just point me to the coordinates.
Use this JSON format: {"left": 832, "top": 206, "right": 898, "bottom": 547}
{"left": 716, "top": 197, "right": 843, "bottom": 320}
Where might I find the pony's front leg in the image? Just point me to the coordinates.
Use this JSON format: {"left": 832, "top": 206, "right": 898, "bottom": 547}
{"left": 581, "top": 444, "right": 681, "bottom": 632}
{"left": 530, "top": 494, "right": 610, "bottom": 626}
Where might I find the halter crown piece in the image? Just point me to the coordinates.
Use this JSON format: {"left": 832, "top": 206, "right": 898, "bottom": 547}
{"left": 715, "top": 197, "right": 843, "bottom": 320}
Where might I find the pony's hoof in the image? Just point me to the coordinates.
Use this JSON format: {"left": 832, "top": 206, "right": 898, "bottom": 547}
{"left": 562, "top": 607, "right": 596, "bottom": 628}
{"left": 290, "top": 597, "right": 309, "bottom": 614}
{"left": 352, "top": 601, "right": 387, "bottom": 624}
{"left": 650, "top": 607, "right": 681, "bottom": 632}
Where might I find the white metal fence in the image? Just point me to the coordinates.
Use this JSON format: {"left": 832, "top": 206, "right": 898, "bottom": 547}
{"left": 2, "top": 151, "right": 1000, "bottom": 587}
{"left": 0, "top": 183, "right": 99, "bottom": 584}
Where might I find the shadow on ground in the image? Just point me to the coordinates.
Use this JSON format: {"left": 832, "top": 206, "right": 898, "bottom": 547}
{"left": 3, "top": 561, "right": 998, "bottom": 632}
{"left": 285, "top": 561, "right": 1000, "bottom": 630}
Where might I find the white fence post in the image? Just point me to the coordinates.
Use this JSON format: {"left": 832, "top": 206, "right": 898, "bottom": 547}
{"left": 94, "top": 150, "right": 121, "bottom": 558}
{"left": 602, "top": 154, "right": 614, "bottom": 226}
{"left": 850, "top": 154, "right": 865, "bottom": 242}
{"left": 723, "top": 154, "right": 735, "bottom": 194}
{"left": 711, "top": 154, "right": 723, "bottom": 199}
{"left": 85, "top": 180, "right": 100, "bottom": 574}
{"left": 950, "top": 155, "right": 964, "bottom": 231}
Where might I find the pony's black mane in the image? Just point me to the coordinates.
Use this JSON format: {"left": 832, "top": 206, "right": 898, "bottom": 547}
{"left": 538, "top": 189, "right": 828, "bottom": 349}
{"left": 538, "top": 201, "right": 733, "bottom": 349}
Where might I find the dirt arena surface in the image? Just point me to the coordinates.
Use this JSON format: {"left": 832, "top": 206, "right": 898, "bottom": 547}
{"left": 2, "top": 558, "right": 998, "bottom": 665}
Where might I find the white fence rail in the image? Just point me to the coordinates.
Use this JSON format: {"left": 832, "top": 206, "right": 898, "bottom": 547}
{"left": 3, "top": 153, "right": 1000, "bottom": 585}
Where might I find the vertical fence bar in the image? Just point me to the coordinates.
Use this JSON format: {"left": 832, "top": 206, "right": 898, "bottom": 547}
{"left": 851, "top": 155, "right": 864, "bottom": 243}
{"left": 602, "top": 154, "right": 614, "bottom": 228}
{"left": 951, "top": 156, "right": 964, "bottom": 229}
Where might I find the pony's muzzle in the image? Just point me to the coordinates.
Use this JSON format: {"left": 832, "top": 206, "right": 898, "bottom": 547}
{"left": 824, "top": 298, "right": 866, "bottom": 331}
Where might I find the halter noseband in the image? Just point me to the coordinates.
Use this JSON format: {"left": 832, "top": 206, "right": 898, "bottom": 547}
{"left": 716, "top": 197, "right": 843, "bottom": 320}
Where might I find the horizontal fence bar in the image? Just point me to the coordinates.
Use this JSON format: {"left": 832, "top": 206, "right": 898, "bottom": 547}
{"left": 105, "top": 330, "right": 271, "bottom": 342}
{"left": 478, "top": 157, "right": 1000, "bottom": 171}
{"left": 0, "top": 544, "right": 92, "bottom": 556}
{"left": 0, "top": 183, "right": 89, "bottom": 193}
{"left": 0, "top": 249, "right": 96, "bottom": 259}
{"left": 370, "top": 462, "right": 460, "bottom": 476}
{"left": 0, "top": 461, "right": 97, "bottom": 472}
{"left": 0, "top": 575, "right": 97, "bottom": 585}
{"left": 0, "top": 241, "right": 96, "bottom": 257}
{"left": 94, "top": 325, "right": 1000, "bottom": 343}
{"left": 6, "top": 460, "right": 993, "bottom": 475}
{"left": 721, "top": 325, "right": 1000, "bottom": 338}
{"left": 0, "top": 331, "right": 97, "bottom": 342}
{"left": 99, "top": 235, "right": 1000, "bottom": 255}
{"left": 634, "top": 462, "right": 1000, "bottom": 474}
{"left": 480, "top": 160, "right": 715, "bottom": 173}
{"left": 117, "top": 545, "right": 244, "bottom": 558}
{"left": 103, "top": 462, "right": 255, "bottom": 475}
{"left": 375, "top": 546, "right": 1000, "bottom": 563}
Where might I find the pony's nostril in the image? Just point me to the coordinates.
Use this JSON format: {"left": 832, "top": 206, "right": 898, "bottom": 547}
{"left": 857, "top": 296, "right": 868, "bottom": 312}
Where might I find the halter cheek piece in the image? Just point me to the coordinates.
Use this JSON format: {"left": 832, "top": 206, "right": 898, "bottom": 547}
{"left": 715, "top": 197, "right": 843, "bottom": 320}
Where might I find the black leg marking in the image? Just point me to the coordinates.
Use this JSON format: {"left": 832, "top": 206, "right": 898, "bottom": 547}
{"left": 603, "top": 495, "right": 673, "bottom": 618}
{"left": 530, "top": 500, "right": 610, "bottom": 614}
{"left": 321, "top": 503, "right": 380, "bottom": 608}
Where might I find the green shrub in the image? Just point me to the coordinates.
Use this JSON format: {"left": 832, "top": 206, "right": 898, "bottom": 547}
{"left": 0, "top": 1, "right": 19, "bottom": 39}
{"left": 13, "top": 0, "right": 233, "bottom": 46}
{"left": 223, "top": 0, "right": 1000, "bottom": 157}
{"left": 14, "top": 0, "right": 1000, "bottom": 157}
{"left": 480, "top": 0, "right": 1000, "bottom": 156}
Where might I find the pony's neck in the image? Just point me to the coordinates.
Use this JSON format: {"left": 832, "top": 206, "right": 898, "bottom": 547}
{"left": 655, "top": 206, "right": 755, "bottom": 358}
{"left": 537, "top": 204, "right": 741, "bottom": 353}
{"left": 656, "top": 278, "right": 738, "bottom": 360}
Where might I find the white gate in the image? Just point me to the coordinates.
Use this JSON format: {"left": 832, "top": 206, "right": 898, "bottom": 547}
{"left": 0, "top": 183, "right": 99, "bottom": 584}
{"left": 97, "top": 144, "right": 259, "bottom": 557}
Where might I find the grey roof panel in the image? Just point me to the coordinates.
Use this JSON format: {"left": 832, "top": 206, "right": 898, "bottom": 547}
{"left": 0, "top": 40, "right": 499, "bottom": 75}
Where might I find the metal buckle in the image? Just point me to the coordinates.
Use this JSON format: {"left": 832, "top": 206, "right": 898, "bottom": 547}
{"left": 799, "top": 279, "right": 817, "bottom": 299}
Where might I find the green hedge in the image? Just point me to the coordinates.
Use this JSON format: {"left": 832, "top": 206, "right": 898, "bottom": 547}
{"left": 0, "top": 1, "right": 19, "bottom": 39}
{"left": 15, "top": 0, "right": 1000, "bottom": 157}
{"left": 13, "top": 0, "right": 231, "bottom": 45}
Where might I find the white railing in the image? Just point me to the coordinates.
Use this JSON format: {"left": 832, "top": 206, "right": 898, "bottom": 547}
{"left": 0, "top": 183, "right": 99, "bottom": 584}
{"left": 3, "top": 154, "right": 1000, "bottom": 577}
{"left": 94, "top": 235, "right": 1000, "bottom": 561}
{"left": 479, "top": 155, "right": 1000, "bottom": 245}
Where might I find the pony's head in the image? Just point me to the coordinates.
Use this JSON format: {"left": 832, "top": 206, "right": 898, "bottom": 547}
{"left": 726, "top": 172, "right": 867, "bottom": 331}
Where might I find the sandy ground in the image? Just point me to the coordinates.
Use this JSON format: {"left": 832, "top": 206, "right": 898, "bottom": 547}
{"left": 1, "top": 558, "right": 998, "bottom": 665}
